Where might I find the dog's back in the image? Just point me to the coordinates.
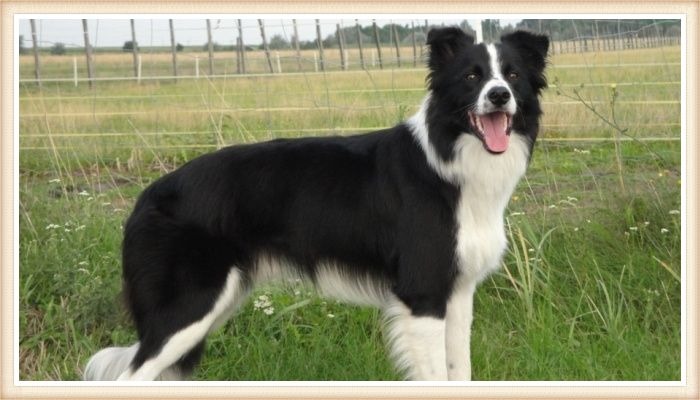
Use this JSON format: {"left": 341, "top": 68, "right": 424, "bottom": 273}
{"left": 85, "top": 27, "right": 549, "bottom": 381}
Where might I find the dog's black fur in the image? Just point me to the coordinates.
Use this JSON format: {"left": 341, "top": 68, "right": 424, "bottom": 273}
{"left": 85, "top": 27, "right": 549, "bottom": 380}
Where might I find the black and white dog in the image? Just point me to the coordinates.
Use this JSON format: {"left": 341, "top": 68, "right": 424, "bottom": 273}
{"left": 85, "top": 27, "right": 548, "bottom": 381}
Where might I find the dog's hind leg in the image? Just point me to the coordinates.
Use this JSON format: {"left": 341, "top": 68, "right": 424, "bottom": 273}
{"left": 118, "top": 267, "right": 248, "bottom": 381}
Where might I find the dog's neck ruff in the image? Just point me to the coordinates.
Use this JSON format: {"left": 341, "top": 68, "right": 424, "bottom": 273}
{"left": 407, "top": 93, "right": 530, "bottom": 187}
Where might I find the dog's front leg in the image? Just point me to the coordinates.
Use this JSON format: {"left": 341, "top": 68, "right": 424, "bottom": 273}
{"left": 445, "top": 281, "right": 476, "bottom": 381}
{"left": 384, "top": 299, "right": 448, "bottom": 381}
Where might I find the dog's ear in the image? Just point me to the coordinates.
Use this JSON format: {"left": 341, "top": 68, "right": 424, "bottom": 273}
{"left": 427, "top": 27, "right": 474, "bottom": 70}
{"left": 500, "top": 30, "right": 549, "bottom": 72}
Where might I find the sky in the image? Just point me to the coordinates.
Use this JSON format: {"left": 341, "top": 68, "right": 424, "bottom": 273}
{"left": 17, "top": 18, "right": 523, "bottom": 48}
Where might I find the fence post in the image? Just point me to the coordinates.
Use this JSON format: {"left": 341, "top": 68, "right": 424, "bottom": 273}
{"left": 356, "top": 20, "right": 365, "bottom": 69}
{"left": 137, "top": 54, "right": 142, "bottom": 84}
{"left": 206, "top": 19, "right": 214, "bottom": 76}
{"left": 81, "top": 19, "right": 94, "bottom": 88}
{"left": 169, "top": 19, "right": 178, "bottom": 81}
{"left": 276, "top": 51, "right": 282, "bottom": 73}
{"left": 316, "top": 19, "right": 325, "bottom": 71}
{"left": 258, "top": 19, "right": 274, "bottom": 73}
{"left": 313, "top": 52, "right": 318, "bottom": 72}
{"left": 411, "top": 21, "right": 417, "bottom": 67}
{"left": 337, "top": 24, "right": 346, "bottom": 71}
{"left": 372, "top": 20, "right": 383, "bottom": 69}
{"left": 130, "top": 19, "right": 139, "bottom": 79}
{"left": 195, "top": 56, "right": 199, "bottom": 78}
{"left": 237, "top": 19, "right": 246, "bottom": 74}
{"left": 73, "top": 56, "right": 78, "bottom": 87}
{"left": 392, "top": 24, "right": 401, "bottom": 68}
{"left": 29, "top": 19, "right": 41, "bottom": 88}
{"left": 293, "top": 19, "right": 302, "bottom": 71}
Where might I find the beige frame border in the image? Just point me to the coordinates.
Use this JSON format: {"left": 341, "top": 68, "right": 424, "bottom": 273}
{"left": 2, "top": 1, "right": 697, "bottom": 399}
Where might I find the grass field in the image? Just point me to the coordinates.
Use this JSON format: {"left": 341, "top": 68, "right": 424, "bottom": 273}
{"left": 18, "top": 45, "right": 682, "bottom": 381}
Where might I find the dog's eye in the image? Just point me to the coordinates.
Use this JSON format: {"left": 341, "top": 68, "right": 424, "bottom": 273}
{"left": 507, "top": 72, "right": 519, "bottom": 81}
{"left": 466, "top": 73, "right": 479, "bottom": 81}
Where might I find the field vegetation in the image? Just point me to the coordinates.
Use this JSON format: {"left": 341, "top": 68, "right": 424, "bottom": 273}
{"left": 18, "top": 45, "right": 682, "bottom": 380}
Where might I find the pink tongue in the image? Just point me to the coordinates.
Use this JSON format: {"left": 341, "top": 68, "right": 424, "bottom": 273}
{"left": 479, "top": 112, "right": 509, "bottom": 153}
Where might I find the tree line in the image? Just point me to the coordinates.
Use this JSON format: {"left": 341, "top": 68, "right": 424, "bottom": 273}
{"left": 19, "top": 19, "right": 681, "bottom": 55}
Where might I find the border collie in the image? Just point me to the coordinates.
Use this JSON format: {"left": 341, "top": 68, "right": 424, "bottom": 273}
{"left": 84, "top": 27, "right": 548, "bottom": 381}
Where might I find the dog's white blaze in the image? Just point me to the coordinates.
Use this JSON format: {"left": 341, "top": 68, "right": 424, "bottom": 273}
{"left": 118, "top": 268, "right": 246, "bottom": 381}
{"left": 383, "top": 298, "right": 447, "bottom": 380}
{"left": 476, "top": 44, "right": 517, "bottom": 116}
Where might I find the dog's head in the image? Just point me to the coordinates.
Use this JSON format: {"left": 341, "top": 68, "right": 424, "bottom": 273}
{"left": 425, "top": 27, "right": 549, "bottom": 155}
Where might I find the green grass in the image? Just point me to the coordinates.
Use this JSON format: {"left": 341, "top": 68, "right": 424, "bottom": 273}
{"left": 18, "top": 46, "right": 682, "bottom": 381}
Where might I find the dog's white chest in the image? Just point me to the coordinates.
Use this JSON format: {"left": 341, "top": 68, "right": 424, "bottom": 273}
{"left": 452, "top": 134, "right": 529, "bottom": 282}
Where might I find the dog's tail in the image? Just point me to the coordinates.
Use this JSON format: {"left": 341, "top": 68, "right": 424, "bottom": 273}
{"left": 83, "top": 343, "right": 139, "bottom": 380}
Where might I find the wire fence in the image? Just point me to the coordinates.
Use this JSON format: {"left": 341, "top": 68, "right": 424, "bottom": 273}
{"left": 18, "top": 18, "right": 682, "bottom": 154}
{"left": 18, "top": 18, "right": 682, "bottom": 85}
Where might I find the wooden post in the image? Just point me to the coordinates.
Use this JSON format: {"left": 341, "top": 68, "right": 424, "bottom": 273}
{"left": 195, "top": 56, "right": 199, "bottom": 78}
{"left": 293, "top": 19, "right": 302, "bottom": 71}
{"left": 73, "top": 57, "right": 78, "bottom": 87}
{"left": 130, "top": 19, "right": 139, "bottom": 78}
{"left": 258, "top": 19, "right": 274, "bottom": 73}
{"left": 81, "top": 19, "right": 94, "bottom": 88}
{"left": 137, "top": 54, "right": 142, "bottom": 84}
{"left": 316, "top": 19, "right": 325, "bottom": 71}
{"left": 29, "top": 19, "right": 41, "bottom": 88}
{"left": 356, "top": 20, "right": 365, "bottom": 69}
{"left": 237, "top": 19, "right": 246, "bottom": 74}
{"left": 206, "top": 19, "right": 214, "bottom": 76}
{"left": 337, "top": 24, "right": 346, "bottom": 70}
{"left": 169, "top": 19, "right": 178, "bottom": 81}
{"left": 372, "top": 20, "right": 383, "bottom": 69}
{"left": 235, "top": 38, "right": 241, "bottom": 74}
{"left": 411, "top": 21, "right": 417, "bottom": 67}
{"left": 275, "top": 51, "right": 282, "bottom": 73}
{"left": 392, "top": 24, "right": 401, "bottom": 68}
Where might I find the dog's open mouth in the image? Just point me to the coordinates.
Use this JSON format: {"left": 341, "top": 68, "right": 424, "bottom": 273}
{"left": 468, "top": 111, "right": 513, "bottom": 154}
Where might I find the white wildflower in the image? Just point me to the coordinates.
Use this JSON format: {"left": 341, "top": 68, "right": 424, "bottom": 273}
{"left": 661, "top": 228, "right": 669, "bottom": 234}
{"left": 669, "top": 210, "right": 680, "bottom": 215}
{"left": 49, "top": 178, "right": 61, "bottom": 183}
{"left": 263, "top": 307, "right": 275, "bottom": 315}
{"left": 327, "top": 313, "right": 335, "bottom": 318}
{"left": 78, "top": 190, "right": 90, "bottom": 196}
{"left": 629, "top": 227, "right": 638, "bottom": 232}
{"left": 253, "top": 295, "right": 272, "bottom": 310}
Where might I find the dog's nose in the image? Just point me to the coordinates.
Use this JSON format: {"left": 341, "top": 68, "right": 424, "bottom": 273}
{"left": 487, "top": 87, "right": 511, "bottom": 106}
